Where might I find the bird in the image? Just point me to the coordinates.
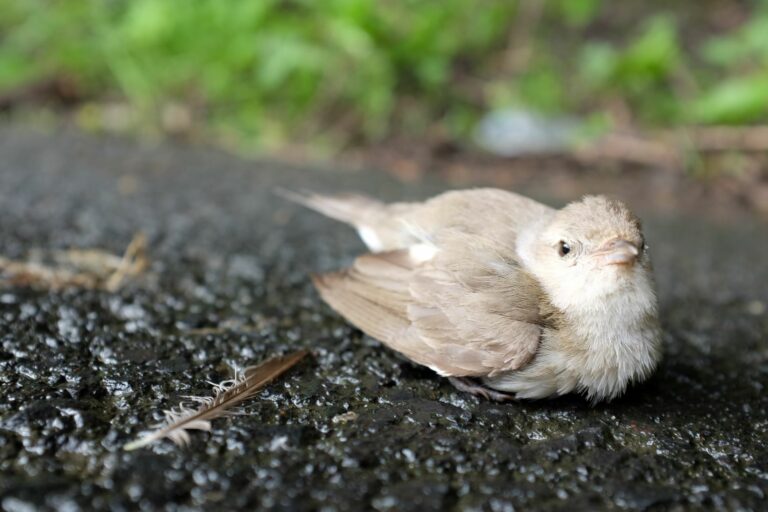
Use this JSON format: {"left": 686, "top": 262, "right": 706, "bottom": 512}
{"left": 283, "top": 188, "right": 662, "bottom": 403}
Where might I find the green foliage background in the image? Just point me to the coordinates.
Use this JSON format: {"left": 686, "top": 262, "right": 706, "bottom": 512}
{"left": 1, "top": 0, "right": 767, "bottom": 150}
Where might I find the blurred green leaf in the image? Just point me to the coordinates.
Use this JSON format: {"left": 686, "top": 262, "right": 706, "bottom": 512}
{"left": 702, "top": 13, "right": 768, "bottom": 67}
{"left": 578, "top": 43, "right": 618, "bottom": 88}
{"left": 691, "top": 74, "right": 768, "bottom": 124}
{"left": 551, "top": 0, "right": 602, "bottom": 27}
{"left": 574, "top": 15, "right": 684, "bottom": 123}
{"left": 1, "top": 0, "right": 768, "bottom": 152}
{"left": 616, "top": 16, "right": 680, "bottom": 84}
{"left": 518, "top": 65, "right": 565, "bottom": 113}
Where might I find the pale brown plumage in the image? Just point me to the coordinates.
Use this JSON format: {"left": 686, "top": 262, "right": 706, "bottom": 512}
{"left": 288, "top": 188, "right": 661, "bottom": 402}
{"left": 302, "top": 189, "right": 549, "bottom": 378}
{"left": 312, "top": 248, "right": 542, "bottom": 378}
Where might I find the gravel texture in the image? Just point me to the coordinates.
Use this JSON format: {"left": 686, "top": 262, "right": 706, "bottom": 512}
{"left": 0, "top": 124, "right": 766, "bottom": 511}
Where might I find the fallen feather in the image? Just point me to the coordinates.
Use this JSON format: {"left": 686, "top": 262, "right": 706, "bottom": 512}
{"left": 124, "top": 350, "right": 309, "bottom": 451}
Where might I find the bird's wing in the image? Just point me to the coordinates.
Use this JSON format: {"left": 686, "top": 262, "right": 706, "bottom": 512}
{"left": 313, "top": 232, "right": 544, "bottom": 377}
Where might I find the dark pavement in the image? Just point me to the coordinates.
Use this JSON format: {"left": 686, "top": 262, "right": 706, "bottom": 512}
{"left": 0, "top": 124, "right": 767, "bottom": 511}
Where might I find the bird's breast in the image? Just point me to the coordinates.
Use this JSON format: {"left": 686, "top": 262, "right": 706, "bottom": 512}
{"left": 485, "top": 310, "right": 661, "bottom": 402}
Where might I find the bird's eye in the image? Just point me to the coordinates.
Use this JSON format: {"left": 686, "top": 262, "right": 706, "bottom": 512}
{"left": 558, "top": 241, "right": 571, "bottom": 257}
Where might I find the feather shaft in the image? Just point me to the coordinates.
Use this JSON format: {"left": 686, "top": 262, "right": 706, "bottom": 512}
{"left": 124, "top": 350, "right": 308, "bottom": 450}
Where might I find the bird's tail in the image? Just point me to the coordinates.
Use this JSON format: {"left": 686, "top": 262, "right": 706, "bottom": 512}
{"left": 275, "top": 188, "right": 386, "bottom": 228}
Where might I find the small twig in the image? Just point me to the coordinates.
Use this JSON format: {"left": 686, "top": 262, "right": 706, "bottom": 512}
{"left": 575, "top": 126, "right": 768, "bottom": 170}
{"left": 0, "top": 258, "right": 97, "bottom": 289}
{"left": 105, "top": 233, "right": 149, "bottom": 292}
{"left": 675, "top": 126, "right": 768, "bottom": 153}
{"left": 575, "top": 132, "right": 684, "bottom": 169}
{"left": 0, "top": 233, "right": 148, "bottom": 291}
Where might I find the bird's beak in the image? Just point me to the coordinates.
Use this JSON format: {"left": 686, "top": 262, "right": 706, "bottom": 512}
{"left": 593, "top": 238, "right": 639, "bottom": 267}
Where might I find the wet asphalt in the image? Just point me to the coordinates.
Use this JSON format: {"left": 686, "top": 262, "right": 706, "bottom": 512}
{"left": 0, "top": 124, "right": 767, "bottom": 511}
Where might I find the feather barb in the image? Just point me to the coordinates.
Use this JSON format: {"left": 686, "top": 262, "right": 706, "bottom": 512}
{"left": 124, "top": 350, "right": 309, "bottom": 451}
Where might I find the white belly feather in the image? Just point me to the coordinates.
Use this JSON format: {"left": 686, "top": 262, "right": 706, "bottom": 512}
{"left": 484, "top": 292, "right": 662, "bottom": 402}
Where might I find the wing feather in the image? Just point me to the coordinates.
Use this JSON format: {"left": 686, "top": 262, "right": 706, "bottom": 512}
{"left": 313, "top": 239, "right": 544, "bottom": 377}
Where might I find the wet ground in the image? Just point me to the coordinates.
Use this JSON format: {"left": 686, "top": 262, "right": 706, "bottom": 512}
{"left": 0, "top": 123, "right": 766, "bottom": 511}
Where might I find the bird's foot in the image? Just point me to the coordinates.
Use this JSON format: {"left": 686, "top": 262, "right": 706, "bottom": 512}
{"left": 448, "top": 377, "right": 516, "bottom": 402}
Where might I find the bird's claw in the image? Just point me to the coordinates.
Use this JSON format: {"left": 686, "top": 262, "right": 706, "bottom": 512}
{"left": 448, "top": 377, "right": 516, "bottom": 402}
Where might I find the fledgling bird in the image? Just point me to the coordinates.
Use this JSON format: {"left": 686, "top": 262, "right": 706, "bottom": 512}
{"left": 285, "top": 188, "right": 662, "bottom": 403}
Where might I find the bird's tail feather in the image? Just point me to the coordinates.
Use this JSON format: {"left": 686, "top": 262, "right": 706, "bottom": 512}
{"left": 276, "top": 188, "right": 386, "bottom": 227}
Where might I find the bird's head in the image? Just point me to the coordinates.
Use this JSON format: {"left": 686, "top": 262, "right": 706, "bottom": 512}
{"left": 522, "top": 195, "right": 656, "bottom": 313}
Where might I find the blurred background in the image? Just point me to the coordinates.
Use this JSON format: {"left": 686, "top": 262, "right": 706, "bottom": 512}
{"left": 1, "top": 0, "right": 767, "bottom": 213}
{"left": 3, "top": 4, "right": 768, "bottom": 510}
